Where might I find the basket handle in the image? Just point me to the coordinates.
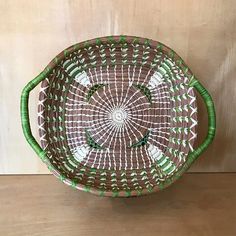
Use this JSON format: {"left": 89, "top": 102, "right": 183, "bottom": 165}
{"left": 188, "top": 78, "right": 216, "bottom": 161}
{"left": 20, "top": 69, "right": 50, "bottom": 160}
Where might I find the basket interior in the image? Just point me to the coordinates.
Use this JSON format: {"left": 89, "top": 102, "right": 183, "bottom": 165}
{"left": 38, "top": 36, "right": 197, "bottom": 196}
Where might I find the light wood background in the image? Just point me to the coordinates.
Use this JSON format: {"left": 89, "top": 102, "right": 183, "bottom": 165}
{"left": 0, "top": 0, "right": 235, "bottom": 174}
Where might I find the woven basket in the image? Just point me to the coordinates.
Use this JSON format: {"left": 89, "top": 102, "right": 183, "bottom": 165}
{"left": 21, "top": 36, "right": 216, "bottom": 197}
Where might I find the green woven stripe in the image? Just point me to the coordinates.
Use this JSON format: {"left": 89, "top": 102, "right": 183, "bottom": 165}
{"left": 21, "top": 70, "right": 51, "bottom": 160}
{"left": 190, "top": 79, "right": 216, "bottom": 153}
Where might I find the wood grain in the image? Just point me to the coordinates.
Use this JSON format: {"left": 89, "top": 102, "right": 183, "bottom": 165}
{"left": 0, "top": 0, "right": 235, "bottom": 173}
{"left": 0, "top": 174, "right": 236, "bottom": 236}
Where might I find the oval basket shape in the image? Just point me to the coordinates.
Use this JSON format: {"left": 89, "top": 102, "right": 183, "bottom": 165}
{"left": 21, "top": 35, "right": 216, "bottom": 197}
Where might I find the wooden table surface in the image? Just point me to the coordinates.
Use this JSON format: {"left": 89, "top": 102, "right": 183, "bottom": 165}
{"left": 0, "top": 174, "right": 236, "bottom": 236}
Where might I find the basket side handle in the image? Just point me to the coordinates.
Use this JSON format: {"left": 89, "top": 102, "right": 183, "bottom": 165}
{"left": 21, "top": 70, "right": 49, "bottom": 160}
{"left": 188, "top": 78, "right": 216, "bottom": 160}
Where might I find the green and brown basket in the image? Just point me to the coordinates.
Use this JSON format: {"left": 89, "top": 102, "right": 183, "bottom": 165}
{"left": 21, "top": 35, "right": 216, "bottom": 197}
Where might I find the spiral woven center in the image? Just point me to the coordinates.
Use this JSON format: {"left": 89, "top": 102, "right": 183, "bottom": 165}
{"left": 85, "top": 84, "right": 151, "bottom": 152}
{"left": 109, "top": 107, "right": 128, "bottom": 127}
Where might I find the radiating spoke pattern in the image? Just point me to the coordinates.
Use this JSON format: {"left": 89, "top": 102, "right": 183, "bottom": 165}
{"left": 65, "top": 72, "right": 158, "bottom": 170}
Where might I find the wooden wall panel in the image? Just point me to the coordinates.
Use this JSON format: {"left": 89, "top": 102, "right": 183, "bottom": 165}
{"left": 0, "top": 0, "right": 235, "bottom": 173}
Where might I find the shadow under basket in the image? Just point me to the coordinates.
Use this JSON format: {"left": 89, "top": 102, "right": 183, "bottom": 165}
{"left": 21, "top": 35, "right": 216, "bottom": 197}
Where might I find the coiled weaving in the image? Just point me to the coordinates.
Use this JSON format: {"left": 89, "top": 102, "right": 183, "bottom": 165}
{"left": 21, "top": 36, "right": 216, "bottom": 197}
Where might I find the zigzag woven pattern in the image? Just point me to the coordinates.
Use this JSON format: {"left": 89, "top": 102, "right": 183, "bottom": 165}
{"left": 38, "top": 36, "right": 198, "bottom": 196}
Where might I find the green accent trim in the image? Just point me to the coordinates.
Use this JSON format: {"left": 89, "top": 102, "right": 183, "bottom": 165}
{"left": 95, "top": 38, "right": 102, "bottom": 45}
{"left": 125, "top": 190, "right": 131, "bottom": 197}
{"left": 132, "top": 37, "right": 139, "bottom": 44}
{"left": 112, "top": 191, "right": 119, "bottom": 197}
{"left": 85, "top": 129, "right": 104, "bottom": 150}
{"left": 59, "top": 175, "right": 66, "bottom": 182}
{"left": 189, "top": 78, "right": 216, "bottom": 157}
{"left": 156, "top": 42, "right": 163, "bottom": 50}
{"left": 86, "top": 84, "right": 105, "bottom": 101}
{"left": 107, "top": 35, "right": 115, "bottom": 43}
{"left": 84, "top": 186, "right": 91, "bottom": 192}
{"left": 134, "top": 84, "right": 152, "bottom": 104}
{"left": 137, "top": 189, "right": 143, "bottom": 196}
{"left": 144, "top": 38, "right": 150, "bottom": 46}
{"left": 84, "top": 41, "right": 90, "bottom": 48}
{"left": 119, "top": 35, "right": 126, "bottom": 43}
{"left": 130, "top": 131, "right": 150, "bottom": 148}
{"left": 21, "top": 70, "right": 51, "bottom": 161}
